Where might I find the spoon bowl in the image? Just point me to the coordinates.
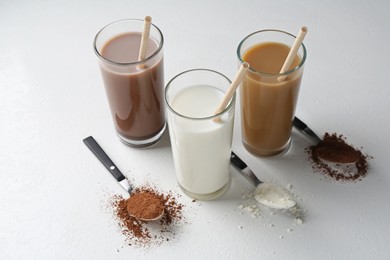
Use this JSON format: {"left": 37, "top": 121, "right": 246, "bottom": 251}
{"left": 135, "top": 213, "right": 164, "bottom": 222}
{"left": 293, "top": 117, "right": 359, "bottom": 164}
{"left": 231, "top": 152, "right": 296, "bottom": 210}
{"left": 83, "top": 136, "right": 164, "bottom": 222}
{"left": 254, "top": 182, "right": 296, "bottom": 210}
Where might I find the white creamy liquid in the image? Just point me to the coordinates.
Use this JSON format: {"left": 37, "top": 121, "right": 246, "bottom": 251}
{"left": 168, "top": 85, "right": 234, "bottom": 195}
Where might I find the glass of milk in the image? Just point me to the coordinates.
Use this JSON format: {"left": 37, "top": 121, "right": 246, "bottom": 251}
{"left": 165, "top": 69, "right": 235, "bottom": 200}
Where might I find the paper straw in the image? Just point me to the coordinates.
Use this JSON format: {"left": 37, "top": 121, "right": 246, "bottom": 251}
{"left": 138, "top": 16, "right": 152, "bottom": 62}
{"left": 278, "top": 26, "right": 307, "bottom": 81}
{"left": 214, "top": 62, "right": 249, "bottom": 116}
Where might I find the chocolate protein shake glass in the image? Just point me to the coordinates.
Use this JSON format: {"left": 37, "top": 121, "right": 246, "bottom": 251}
{"left": 237, "top": 30, "right": 306, "bottom": 156}
{"left": 94, "top": 19, "right": 165, "bottom": 147}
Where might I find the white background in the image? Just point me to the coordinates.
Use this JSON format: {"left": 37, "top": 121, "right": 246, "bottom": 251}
{"left": 1, "top": 0, "right": 389, "bottom": 259}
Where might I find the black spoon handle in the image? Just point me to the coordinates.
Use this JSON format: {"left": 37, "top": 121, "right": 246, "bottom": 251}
{"left": 230, "top": 151, "right": 262, "bottom": 186}
{"left": 83, "top": 136, "right": 125, "bottom": 182}
{"left": 293, "top": 116, "right": 322, "bottom": 144}
{"left": 230, "top": 151, "right": 248, "bottom": 170}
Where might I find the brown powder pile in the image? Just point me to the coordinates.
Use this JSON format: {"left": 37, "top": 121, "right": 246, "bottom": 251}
{"left": 126, "top": 191, "right": 164, "bottom": 220}
{"left": 307, "top": 133, "right": 371, "bottom": 181}
{"left": 110, "top": 185, "right": 185, "bottom": 247}
{"left": 313, "top": 134, "right": 360, "bottom": 164}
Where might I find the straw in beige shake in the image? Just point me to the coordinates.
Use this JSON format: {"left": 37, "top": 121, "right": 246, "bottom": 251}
{"left": 278, "top": 26, "right": 308, "bottom": 81}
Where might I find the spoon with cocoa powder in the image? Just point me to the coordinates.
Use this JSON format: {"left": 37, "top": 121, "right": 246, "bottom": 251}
{"left": 293, "top": 117, "right": 360, "bottom": 164}
{"left": 83, "top": 136, "right": 164, "bottom": 222}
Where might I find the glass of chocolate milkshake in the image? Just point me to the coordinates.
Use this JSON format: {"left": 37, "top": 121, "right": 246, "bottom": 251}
{"left": 94, "top": 19, "right": 165, "bottom": 147}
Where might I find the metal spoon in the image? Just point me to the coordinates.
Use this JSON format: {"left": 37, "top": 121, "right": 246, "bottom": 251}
{"left": 293, "top": 117, "right": 360, "bottom": 164}
{"left": 83, "top": 136, "right": 164, "bottom": 222}
{"left": 231, "top": 152, "right": 296, "bottom": 210}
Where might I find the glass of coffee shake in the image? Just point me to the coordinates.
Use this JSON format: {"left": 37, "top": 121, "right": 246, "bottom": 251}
{"left": 94, "top": 19, "right": 165, "bottom": 147}
{"left": 237, "top": 29, "right": 307, "bottom": 156}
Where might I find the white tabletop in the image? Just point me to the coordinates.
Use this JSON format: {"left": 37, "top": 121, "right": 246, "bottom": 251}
{"left": 1, "top": 0, "right": 389, "bottom": 259}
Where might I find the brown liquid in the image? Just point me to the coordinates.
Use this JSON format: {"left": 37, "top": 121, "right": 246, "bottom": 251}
{"left": 100, "top": 32, "right": 165, "bottom": 142}
{"left": 241, "top": 42, "right": 303, "bottom": 156}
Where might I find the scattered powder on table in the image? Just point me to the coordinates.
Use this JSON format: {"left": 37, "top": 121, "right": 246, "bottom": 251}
{"left": 238, "top": 184, "right": 305, "bottom": 231}
{"left": 307, "top": 132, "right": 372, "bottom": 182}
{"left": 109, "top": 185, "right": 185, "bottom": 247}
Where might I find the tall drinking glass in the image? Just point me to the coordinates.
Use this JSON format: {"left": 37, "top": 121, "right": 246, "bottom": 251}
{"left": 165, "top": 69, "right": 235, "bottom": 200}
{"left": 94, "top": 19, "right": 165, "bottom": 147}
{"left": 237, "top": 29, "right": 307, "bottom": 156}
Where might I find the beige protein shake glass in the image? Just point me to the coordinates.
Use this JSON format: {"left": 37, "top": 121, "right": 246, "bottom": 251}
{"left": 237, "top": 29, "right": 307, "bottom": 156}
{"left": 165, "top": 69, "right": 235, "bottom": 200}
{"left": 94, "top": 19, "right": 165, "bottom": 147}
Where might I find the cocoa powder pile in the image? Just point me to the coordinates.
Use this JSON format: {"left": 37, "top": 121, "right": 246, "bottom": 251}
{"left": 307, "top": 133, "right": 371, "bottom": 181}
{"left": 126, "top": 191, "right": 164, "bottom": 220}
{"left": 110, "top": 185, "right": 184, "bottom": 247}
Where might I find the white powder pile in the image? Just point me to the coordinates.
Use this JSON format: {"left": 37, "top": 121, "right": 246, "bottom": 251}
{"left": 238, "top": 183, "right": 305, "bottom": 231}
{"left": 254, "top": 182, "right": 296, "bottom": 210}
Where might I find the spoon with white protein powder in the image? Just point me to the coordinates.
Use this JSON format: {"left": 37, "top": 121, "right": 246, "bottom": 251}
{"left": 231, "top": 152, "right": 296, "bottom": 210}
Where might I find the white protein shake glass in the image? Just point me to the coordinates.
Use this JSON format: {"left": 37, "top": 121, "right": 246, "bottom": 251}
{"left": 165, "top": 69, "right": 235, "bottom": 200}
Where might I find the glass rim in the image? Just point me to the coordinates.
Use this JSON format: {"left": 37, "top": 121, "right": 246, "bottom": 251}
{"left": 93, "top": 18, "right": 164, "bottom": 66}
{"left": 237, "top": 29, "right": 307, "bottom": 77}
{"left": 165, "top": 68, "right": 235, "bottom": 121}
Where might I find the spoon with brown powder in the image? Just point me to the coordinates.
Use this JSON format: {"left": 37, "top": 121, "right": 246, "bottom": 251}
{"left": 293, "top": 117, "right": 360, "bottom": 164}
{"left": 83, "top": 136, "right": 164, "bottom": 222}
